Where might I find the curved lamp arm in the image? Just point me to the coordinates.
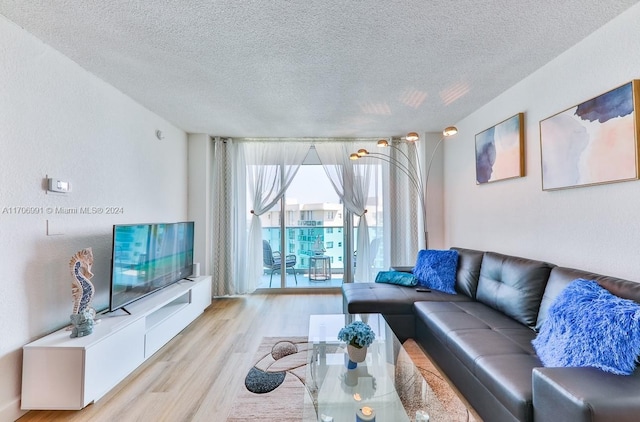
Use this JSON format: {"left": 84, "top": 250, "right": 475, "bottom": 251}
{"left": 355, "top": 152, "right": 427, "bottom": 229}
{"left": 350, "top": 127, "right": 457, "bottom": 249}
{"left": 351, "top": 150, "right": 427, "bottom": 247}
{"left": 361, "top": 152, "right": 424, "bottom": 198}
{"left": 423, "top": 126, "right": 458, "bottom": 247}
{"left": 384, "top": 143, "right": 425, "bottom": 196}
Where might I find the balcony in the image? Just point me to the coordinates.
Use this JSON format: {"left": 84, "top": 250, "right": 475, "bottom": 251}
{"left": 258, "top": 225, "right": 382, "bottom": 289}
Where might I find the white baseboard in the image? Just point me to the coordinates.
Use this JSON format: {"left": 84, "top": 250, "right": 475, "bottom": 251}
{"left": 0, "top": 397, "right": 26, "bottom": 422}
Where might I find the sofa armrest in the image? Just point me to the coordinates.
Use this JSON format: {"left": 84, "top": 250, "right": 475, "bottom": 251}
{"left": 389, "top": 265, "right": 413, "bottom": 273}
{"left": 533, "top": 367, "right": 640, "bottom": 422}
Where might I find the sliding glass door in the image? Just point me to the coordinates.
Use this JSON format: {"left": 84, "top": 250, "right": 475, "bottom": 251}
{"left": 252, "top": 144, "right": 389, "bottom": 290}
{"left": 257, "top": 163, "right": 346, "bottom": 289}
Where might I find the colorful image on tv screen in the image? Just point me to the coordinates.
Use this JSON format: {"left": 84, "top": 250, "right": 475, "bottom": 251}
{"left": 111, "top": 222, "right": 194, "bottom": 310}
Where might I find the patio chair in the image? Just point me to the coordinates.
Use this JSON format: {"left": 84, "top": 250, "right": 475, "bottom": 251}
{"left": 262, "top": 240, "right": 297, "bottom": 287}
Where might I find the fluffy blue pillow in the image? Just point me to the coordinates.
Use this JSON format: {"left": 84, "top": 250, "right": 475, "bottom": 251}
{"left": 375, "top": 270, "right": 417, "bottom": 287}
{"left": 412, "top": 249, "right": 458, "bottom": 294}
{"left": 532, "top": 278, "right": 640, "bottom": 375}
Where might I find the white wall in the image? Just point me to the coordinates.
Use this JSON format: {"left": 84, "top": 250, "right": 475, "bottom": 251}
{"left": 0, "top": 16, "right": 188, "bottom": 421}
{"left": 187, "top": 134, "right": 213, "bottom": 276}
{"left": 444, "top": 3, "right": 640, "bottom": 281}
{"left": 422, "top": 131, "right": 445, "bottom": 250}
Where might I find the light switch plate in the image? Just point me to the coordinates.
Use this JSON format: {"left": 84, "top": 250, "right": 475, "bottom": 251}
{"left": 47, "top": 178, "right": 71, "bottom": 193}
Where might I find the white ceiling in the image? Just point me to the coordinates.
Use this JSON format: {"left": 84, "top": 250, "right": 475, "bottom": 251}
{"left": 1, "top": 1, "right": 638, "bottom": 138}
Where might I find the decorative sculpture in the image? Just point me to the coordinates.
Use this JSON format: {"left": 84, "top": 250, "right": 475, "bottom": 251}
{"left": 69, "top": 248, "right": 96, "bottom": 337}
{"left": 70, "top": 309, "right": 95, "bottom": 338}
{"left": 312, "top": 236, "right": 326, "bottom": 255}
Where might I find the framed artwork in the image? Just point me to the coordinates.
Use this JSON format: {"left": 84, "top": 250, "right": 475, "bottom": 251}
{"left": 475, "top": 113, "right": 524, "bottom": 184}
{"left": 539, "top": 81, "right": 640, "bottom": 191}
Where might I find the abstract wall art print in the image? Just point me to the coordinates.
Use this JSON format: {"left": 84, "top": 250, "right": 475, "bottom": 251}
{"left": 475, "top": 113, "right": 524, "bottom": 184}
{"left": 539, "top": 81, "right": 640, "bottom": 191}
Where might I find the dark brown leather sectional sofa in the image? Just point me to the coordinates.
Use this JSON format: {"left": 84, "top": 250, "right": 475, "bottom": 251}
{"left": 342, "top": 247, "right": 640, "bottom": 422}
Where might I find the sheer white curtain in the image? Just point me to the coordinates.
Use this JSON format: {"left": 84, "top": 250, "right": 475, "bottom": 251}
{"left": 211, "top": 138, "right": 420, "bottom": 293}
{"left": 315, "top": 141, "right": 378, "bottom": 283}
{"left": 211, "top": 140, "right": 311, "bottom": 295}
{"left": 383, "top": 141, "right": 424, "bottom": 266}
{"left": 243, "top": 141, "right": 311, "bottom": 291}
{"left": 211, "top": 139, "right": 311, "bottom": 296}
{"left": 211, "top": 138, "right": 242, "bottom": 296}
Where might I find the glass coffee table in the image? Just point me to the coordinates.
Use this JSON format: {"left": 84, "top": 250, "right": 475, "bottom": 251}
{"left": 303, "top": 314, "right": 447, "bottom": 421}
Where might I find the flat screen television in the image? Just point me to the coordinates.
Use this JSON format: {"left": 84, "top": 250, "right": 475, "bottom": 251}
{"left": 109, "top": 221, "right": 195, "bottom": 312}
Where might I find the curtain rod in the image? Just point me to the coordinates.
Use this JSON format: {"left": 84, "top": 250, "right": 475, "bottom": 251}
{"left": 235, "top": 137, "right": 388, "bottom": 142}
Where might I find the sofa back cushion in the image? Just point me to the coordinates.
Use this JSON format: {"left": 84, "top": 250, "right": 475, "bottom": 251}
{"left": 536, "top": 266, "right": 640, "bottom": 331}
{"left": 476, "top": 252, "right": 553, "bottom": 328}
{"left": 450, "top": 247, "right": 484, "bottom": 298}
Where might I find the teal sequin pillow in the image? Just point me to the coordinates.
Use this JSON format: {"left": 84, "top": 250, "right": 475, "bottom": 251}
{"left": 375, "top": 271, "right": 417, "bottom": 287}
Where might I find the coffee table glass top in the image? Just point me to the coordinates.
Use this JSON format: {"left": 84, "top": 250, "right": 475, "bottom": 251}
{"left": 303, "top": 313, "right": 447, "bottom": 421}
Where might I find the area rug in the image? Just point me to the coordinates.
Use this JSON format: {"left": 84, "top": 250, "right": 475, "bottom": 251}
{"left": 226, "top": 337, "right": 478, "bottom": 421}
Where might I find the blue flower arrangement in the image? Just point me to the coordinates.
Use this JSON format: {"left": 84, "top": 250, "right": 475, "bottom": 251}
{"left": 338, "top": 320, "right": 375, "bottom": 348}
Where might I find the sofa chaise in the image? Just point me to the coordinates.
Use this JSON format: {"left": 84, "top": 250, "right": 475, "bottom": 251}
{"left": 342, "top": 247, "right": 640, "bottom": 422}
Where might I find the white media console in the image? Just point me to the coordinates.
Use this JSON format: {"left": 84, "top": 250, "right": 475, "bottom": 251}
{"left": 21, "top": 276, "right": 212, "bottom": 410}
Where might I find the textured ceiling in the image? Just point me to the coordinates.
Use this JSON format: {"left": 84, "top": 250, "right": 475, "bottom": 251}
{"left": 1, "top": 1, "right": 639, "bottom": 138}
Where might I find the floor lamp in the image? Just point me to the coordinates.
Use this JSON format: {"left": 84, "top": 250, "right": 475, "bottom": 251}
{"left": 350, "top": 126, "right": 458, "bottom": 249}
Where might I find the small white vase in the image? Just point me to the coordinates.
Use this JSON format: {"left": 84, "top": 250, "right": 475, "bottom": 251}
{"left": 347, "top": 344, "right": 368, "bottom": 363}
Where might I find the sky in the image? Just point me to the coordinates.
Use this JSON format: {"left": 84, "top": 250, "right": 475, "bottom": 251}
{"left": 286, "top": 165, "right": 340, "bottom": 204}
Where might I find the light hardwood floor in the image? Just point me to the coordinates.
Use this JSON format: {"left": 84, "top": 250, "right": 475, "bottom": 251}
{"left": 18, "top": 292, "right": 343, "bottom": 422}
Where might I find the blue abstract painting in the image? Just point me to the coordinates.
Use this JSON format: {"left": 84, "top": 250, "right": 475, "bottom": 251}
{"left": 475, "top": 113, "right": 524, "bottom": 184}
{"left": 540, "top": 81, "right": 640, "bottom": 190}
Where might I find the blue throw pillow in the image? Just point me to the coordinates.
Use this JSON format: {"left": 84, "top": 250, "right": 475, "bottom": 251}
{"left": 532, "top": 278, "right": 640, "bottom": 375}
{"left": 375, "top": 270, "right": 417, "bottom": 287}
{"left": 412, "top": 249, "right": 458, "bottom": 294}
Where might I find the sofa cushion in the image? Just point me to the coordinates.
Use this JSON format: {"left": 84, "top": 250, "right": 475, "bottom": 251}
{"left": 374, "top": 270, "right": 417, "bottom": 286}
{"left": 476, "top": 252, "right": 553, "bottom": 328}
{"left": 451, "top": 247, "right": 484, "bottom": 298}
{"left": 414, "top": 302, "right": 493, "bottom": 345}
{"left": 476, "top": 354, "right": 542, "bottom": 421}
{"left": 448, "top": 329, "right": 536, "bottom": 373}
{"left": 415, "top": 301, "right": 528, "bottom": 342}
{"left": 414, "top": 301, "right": 536, "bottom": 368}
{"left": 533, "top": 366, "right": 640, "bottom": 422}
{"left": 342, "top": 283, "right": 472, "bottom": 315}
{"left": 532, "top": 278, "right": 640, "bottom": 375}
{"left": 413, "top": 249, "right": 458, "bottom": 294}
{"left": 414, "top": 300, "right": 539, "bottom": 421}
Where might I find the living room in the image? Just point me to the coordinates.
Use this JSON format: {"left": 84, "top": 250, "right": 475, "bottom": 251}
{"left": 3, "top": 2, "right": 640, "bottom": 421}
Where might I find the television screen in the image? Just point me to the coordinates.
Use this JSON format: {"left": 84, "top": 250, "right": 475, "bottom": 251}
{"left": 109, "top": 221, "right": 194, "bottom": 312}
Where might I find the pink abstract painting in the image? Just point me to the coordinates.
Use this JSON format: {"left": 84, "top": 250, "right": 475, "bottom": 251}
{"left": 475, "top": 113, "right": 524, "bottom": 184}
{"left": 540, "top": 81, "right": 639, "bottom": 190}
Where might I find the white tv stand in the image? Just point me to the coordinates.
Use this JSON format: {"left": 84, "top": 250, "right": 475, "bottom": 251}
{"left": 21, "top": 276, "right": 212, "bottom": 410}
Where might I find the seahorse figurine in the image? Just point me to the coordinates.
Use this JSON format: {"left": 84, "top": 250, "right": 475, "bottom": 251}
{"left": 69, "top": 248, "right": 96, "bottom": 322}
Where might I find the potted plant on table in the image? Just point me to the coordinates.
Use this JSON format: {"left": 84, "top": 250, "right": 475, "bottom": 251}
{"left": 338, "top": 320, "right": 375, "bottom": 364}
